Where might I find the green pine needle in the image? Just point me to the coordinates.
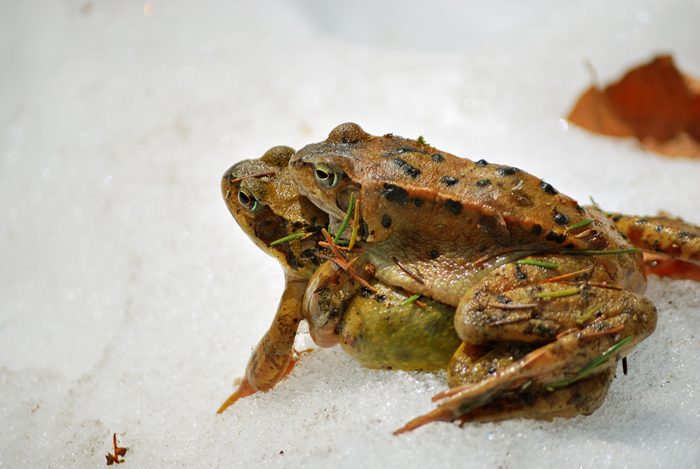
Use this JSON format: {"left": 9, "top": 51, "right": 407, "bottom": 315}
{"left": 401, "top": 294, "right": 422, "bottom": 306}
{"left": 269, "top": 232, "right": 305, "bottom": 246}
{"left": 333, "top": 193, "right": 355, "bottom": 243}
{"left": 548, "top": 335, "right": 634, "bottom": 388}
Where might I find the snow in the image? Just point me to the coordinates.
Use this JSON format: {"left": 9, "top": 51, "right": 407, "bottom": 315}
{"left": 1, "top": 0, "right": 699, "bottom": 467}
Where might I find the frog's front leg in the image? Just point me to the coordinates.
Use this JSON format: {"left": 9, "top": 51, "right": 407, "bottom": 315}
{"left": 303, "top": 258, "right": 368, "bottom": 347}
{"left": 396, "top": 255, "right": 657, "bottom": 432}
{"left": 217, "top": 277, "right": 307, "bottom": 414}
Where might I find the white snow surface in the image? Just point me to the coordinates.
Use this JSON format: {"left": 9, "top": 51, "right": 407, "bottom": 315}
{"left": 2, "top": 1, "right": 700, "bottom": 467}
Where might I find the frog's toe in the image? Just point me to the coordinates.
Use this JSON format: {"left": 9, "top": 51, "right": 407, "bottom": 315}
{"left": 217, "top": 378, "right": 258, "bottom": 414}
{"left": 393, "top": 406, "right": 457, "bottom": 435}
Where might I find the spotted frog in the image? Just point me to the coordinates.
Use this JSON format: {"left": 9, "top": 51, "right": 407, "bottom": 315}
{"left": 289, "top": 123, "right": 700, "bottom": 432}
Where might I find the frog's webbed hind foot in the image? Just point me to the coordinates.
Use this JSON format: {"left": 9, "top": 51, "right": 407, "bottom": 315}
{"left": 395, "top": 366, "right": 615, "bottom": 434}
{"left": 217, "top": 378, "right": 259, "bottom": 414}
{"left": 217, "top": 347, "right": 313, "bottom": 414}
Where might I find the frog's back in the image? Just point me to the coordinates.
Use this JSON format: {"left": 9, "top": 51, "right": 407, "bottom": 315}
{"left": 312, "top": 124, "right": 620, "bottom": 261}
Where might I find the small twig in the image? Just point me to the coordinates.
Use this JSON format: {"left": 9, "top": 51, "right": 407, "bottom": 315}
{"left": 560, "top": 248, "right": 641, "bottom": 256}
{"left": 393, "top": 256, "right": 425, "bottom": 284}
{"left": 539, "top": 268, "right": 591, "bottom": 284}
{"left": 580, "top": 324, "right": 625, "bottom": 339}
{"left": 317, "top": 229, "right": 376, "bottom": 292}
{"left": 318, "top": 241, "right": 364, "bottom": 253}
{"left": 229, "top": 171, "right": 276, "bottom": 184}
{"left": 587, "top": 281, "right": 623, "bottom": 290}
{"left": 105, "top": 433, "right": 127, "bottom": 465}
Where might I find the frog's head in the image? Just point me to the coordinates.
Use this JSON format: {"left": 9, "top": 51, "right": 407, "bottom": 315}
{"left": 222, "top": 146, "right": 329, "bottom": 279}
{"left": 289, "top": 123, "right": 373, "bottom": 226}
{"left": 289, "top": 123, "right": 435, "bottom": 239}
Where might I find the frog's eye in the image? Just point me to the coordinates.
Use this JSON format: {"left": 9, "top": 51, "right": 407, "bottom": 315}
{"left": 314, "top": 163, "right": 339, "bottom": 188}
{"left": 238, "top": 188, "right": 259, "bottom": 211}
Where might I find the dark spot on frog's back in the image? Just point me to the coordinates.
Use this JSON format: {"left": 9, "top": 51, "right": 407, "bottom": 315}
{"left": 382, "top": 183, "right": 410, "bottom": 205}
{"left": 531, "top": 224, "right": 543, "bottom": 236}
{"left": 546, "top": 231, "right": 567, "bottom": 243}
{"left": 476, "top": 179, "right": 491, "bottom": 187}
{"left": 414, "top": 197, "right": 424, "bottom": 207}
{"left": 540, "top": 181, "right": 558, "bottom": 195}
{"left": 496, "top": 166, "right": 518, "bottom": 177}
{"left": 553, "top": 212, "right": 570, "bottom": 226}
{"left": 432, "top": 153, "right": 445, "bottom": 163}
{"left": 392, "top": 158, "right": 421, "bottom": 179}
{"left": 381, "top": 214, "right": 392, "bottom": 228}
{"left": 445, "top": 199, "right": 463, "bottom": 216}
{"left": 430, "top": 249, "right": 440, "bottom": 258}
{"left": 440, "top": 176, "right": 459, "bottom": 187}
{"left": 393, "top": 146, "right": 428, "bottom": 155}
{"left": 475, "top": 159, "right": 489, "bottom": 167}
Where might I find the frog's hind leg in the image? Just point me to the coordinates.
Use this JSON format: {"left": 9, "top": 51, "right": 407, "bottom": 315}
{"left": 395, "top": 280, "right": 656, "bottom": 433}
{"left": 610, "top": 212, "right": 700, "bottom": 280}
{"left": 454, "top": 366, "right": 615, "bottom": 425}
{"left": 446, "top": 342, "right": 614, "bottom": 424}
{"left": 610, "top": 213, "right": 700, "bottom": 264}
{"left": 395, "top": 358, "right": 614, "bottom": 434}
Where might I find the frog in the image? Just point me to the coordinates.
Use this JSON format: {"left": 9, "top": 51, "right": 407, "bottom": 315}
{"left": 218, "top": 146, "right": 465, "bottom": 414}
{"left": 288, "top": 123, "right": 700, "bottom": 432}
{"left": 217, "top": 145, "right": 328, "bottom": 412}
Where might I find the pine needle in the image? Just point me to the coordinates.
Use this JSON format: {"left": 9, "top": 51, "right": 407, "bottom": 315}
{"left": 269, "top": 232, "right": 305, "bottom": 246}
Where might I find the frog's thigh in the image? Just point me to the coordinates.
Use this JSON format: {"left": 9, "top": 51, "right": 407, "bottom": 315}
{"left": 456, "top": 366, "right": 615, "bottom": 424}
{"left": 456, "top": 259, "right": 652, "bottom": 345}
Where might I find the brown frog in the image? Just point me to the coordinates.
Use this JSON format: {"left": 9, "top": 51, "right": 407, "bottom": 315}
{"left": 218, "top": 146, "right": 327, "bottom": 412}
{"left": 289, "top": 123, "right": 700, "bottom": 432}
{"left": 218, "top": 146, "right": 464, "bottom": 414}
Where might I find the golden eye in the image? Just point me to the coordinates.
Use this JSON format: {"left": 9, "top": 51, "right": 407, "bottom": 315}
{"left": 314, "top": 163, "right": 338, "bottom": 188}
{"left": 237, "top": 188, "right": 259, "bottom": 211}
